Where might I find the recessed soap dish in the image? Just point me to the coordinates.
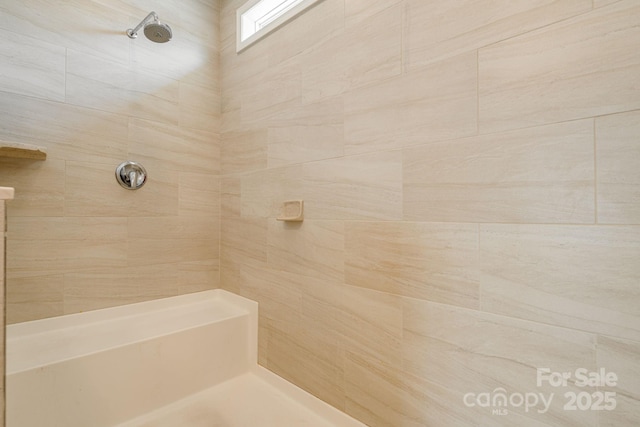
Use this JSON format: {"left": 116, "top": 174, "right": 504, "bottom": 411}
{"left": 277, "top": 200, "right": 304, "bottom": 222}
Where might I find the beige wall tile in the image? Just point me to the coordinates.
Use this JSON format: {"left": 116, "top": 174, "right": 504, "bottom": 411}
{"left": 403, "top": 120, "right": 595, "bottom": 223}
{"left": 301, "top": 151, "right": 403, "bottom": 220}
{"left": 479, "top": 0, "right": 640, "bottom": 133}
{"left": 334, "top": 285, "right": 403, "bottom": 367}
{"left": 221, "top": 175, "right": 241, "bottom": 218}
{"left": 128, "top": 216, "right": 218, "bottom": 241}
{"left": 267, "top": 97, "right": 344, "bottom": 167}
{"left": 264, "top": 0, "right": 345, "bottom": 67}
{"left": 128, "top": 118, "right": 220, "bottom": 174}
{"left": 480, "top": 224, "right": 640, "bottom": 341}
{"left": 130, "top": 33, "right": 219, "bottom": 91}
{"left": 403, "top": 298, "right": 598, "bottom": 426}
{"left": 3, "top": 0, "right": 221, "bottom": 325}
{"left": 179, "top": 172, "right": 220, "bottom": 217}
{"left": 404, "top": 0, "right": 591, "bottom": 69}
{"left": 221, "top": 129, "right": 268, "bottom": 174}
{"left": 238, "top": 61, "right": 301, "bottom": 126}
{"left": 178, "top": 259, "right": 220, "bottom": 294}
{"left": 64, "top": 161, "right": 179, "bottom": 217}
{"left": 127, "top": 238, "right": 217, "bottom": 274}
{"left": 344, "top": 0, "right": 402, "bottom": 27}
{"left": 0, "top": 92, "right": 129, "bottom": 163}
{"left": 0, "top": 158, "right": 65, "bottom": 217}
{"left": 66, "top": 49, "right": 180, "bottom": 126}
{"left": 243, "top": 151, "right": 402, "bottom": 221}
{"left": 8, "top": 239, "right": 126, "bottom": 280}
{"left": 221, "top": 216, "right": 268, "bottom": 268}
{"left": 265, "top": 325, "right": 346, "bottom": 411}
{"left": 63, "top": 270, "right": 160, "bottom": 315}
{"left": 8, "top": 217, "right": 127, "bottom": 241}
{"left": 594, "top": 0, "right": 623, "bottom": 8}
{"left": 344, "top": 52, "right": 477, "bottom": 155}
{"left": 597, "top": 336, "right": 640, "bottom": 426}
{"left": 343, "top": 4, "right": 402, "bottom": 90}
{"left": 346, "top": 221, "right": 479, "bottom": 309}
{"left": 179, "top": 81, "right": 221, "bottom": 133}
{"left": 267, "top": 219, "right": 344, "bottom": 282}
{"left": 596, "top": 110, "right": 640, "bottom": 224}
{"left": 344, "top": 351, "right": 405, "bottom": 427}
{"left": 0, "top": 28, "right": 65, "bottom": 101}
{"left": 0, "top": 0, "right": 130, "bottom": 64}
{"left": 240, "top": 165, "right": 304, "bottom": 218}
{"left": 6, "top": 275, "right": 64, "bottom": 324}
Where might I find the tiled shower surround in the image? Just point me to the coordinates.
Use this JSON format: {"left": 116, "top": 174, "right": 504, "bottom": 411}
{"left": 2, "top": 0, "right": 640, "bottom": 426}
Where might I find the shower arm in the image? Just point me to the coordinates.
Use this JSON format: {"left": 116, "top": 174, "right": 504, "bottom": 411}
{"left": 127, "top": 11, "right": 158, "bottom": 39}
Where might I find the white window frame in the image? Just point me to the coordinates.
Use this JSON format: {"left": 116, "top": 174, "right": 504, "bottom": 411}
{"left": 236, "top": 0, "right": 322, "bottom": 53}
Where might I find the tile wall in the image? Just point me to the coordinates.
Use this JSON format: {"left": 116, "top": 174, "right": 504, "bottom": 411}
{"left": 0, "top": 0, "right": 221, "bottom": 323}
{"left": 220, "top": 0, "right": 640, "bottom": 426}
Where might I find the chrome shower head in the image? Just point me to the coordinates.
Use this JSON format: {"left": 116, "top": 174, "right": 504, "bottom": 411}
{"left": 127, "top": 11, "right": 172, "bottom": 43}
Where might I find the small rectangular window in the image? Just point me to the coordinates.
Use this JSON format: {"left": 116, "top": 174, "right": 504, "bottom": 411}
{"left": 236, "top": 0, "right": 322, "bottom": 52}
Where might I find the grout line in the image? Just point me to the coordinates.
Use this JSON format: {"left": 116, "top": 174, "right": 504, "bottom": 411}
{"left": 594, "top": 118, "right": 599, "bottom": 225}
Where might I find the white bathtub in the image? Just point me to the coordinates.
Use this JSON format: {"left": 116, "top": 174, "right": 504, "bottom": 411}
{"left": 7, "top": 290, "right": 365, "bottom": 427}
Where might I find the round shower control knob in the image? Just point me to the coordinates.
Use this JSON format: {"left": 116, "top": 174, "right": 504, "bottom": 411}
{"left": 115, "top": 161, "right": 147, "bottom": 190}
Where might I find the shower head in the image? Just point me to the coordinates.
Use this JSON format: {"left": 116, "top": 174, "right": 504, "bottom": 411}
{"left": 127, "top": 11, "right": 172, "bottom": 43}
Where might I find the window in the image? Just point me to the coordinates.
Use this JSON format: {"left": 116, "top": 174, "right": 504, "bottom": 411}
{"left": 236, "top": 0, "right": 322, "bottom": 52}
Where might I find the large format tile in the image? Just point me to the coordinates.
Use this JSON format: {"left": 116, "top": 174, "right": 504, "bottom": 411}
{"left": 0, "top": 92, "right": 128, "bottom": 163}
{"left": 403, "top": 298, "right": 598, "bottom": 426}
{"left": 404, "top": 0, "right": 590, "bottom": 69}
{"left": 267, "top": 97, "right": 344, "bottom": 168}
{"left": 345, "top": 221, "right": 479, "bottom": 309}
{"left": 221, "top": 129, "right": 268, "bottom": 175}
{"left": 241, "top": 151, "right": 402, "bottom": 220}
{"left": 597, "top": 336, "right": 640, "bottom": 426}
{"left": 268, "top": 220, "right": 344, "bottom": 283}
{"left": 301, "top": 151, "right": 403, "bottom": 220}
{"left": 66, "top": 50, "right": 180, "bottom": 125}
{"left": 6, "top": 275, "right": 64, "bottom": 324}
{"left": 0, "top": 28, "right": 65, "bottom": 101}
{"left": 480, "top": 224, "right": 640, "bottom": 341}
{"left": 0, "top": 159, "right": 65, "bottom": 217}
{"left": 596, "top": 110, "right": 640, "bottom": 224}
{"left": 344, "top": 52, "right": 477, "bottom": 155}
{"left": 403, "top": 120, "right": 594, "bottom": 223}
{"left": 479, "top": 0, "right": 640, "bottom": 133}
{"left": 128, "top": 118, "right": 220, "bottom": 174}
{"left": 64, "top": 161, "right": 179, "bottom": 217}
